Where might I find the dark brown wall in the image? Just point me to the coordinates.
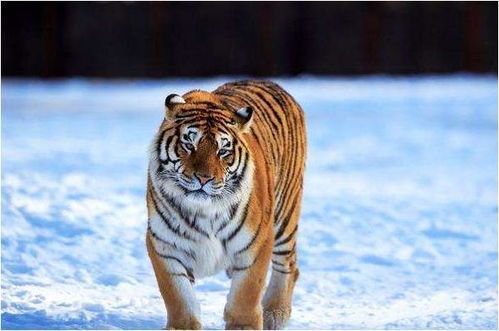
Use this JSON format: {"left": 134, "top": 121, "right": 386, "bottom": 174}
{"left": 2, "top": 1, "right": 497, "bottom": 77}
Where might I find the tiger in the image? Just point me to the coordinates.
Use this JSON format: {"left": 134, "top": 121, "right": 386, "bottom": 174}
{"left": 146, "top": 80, "right": 306, "bottom": 330}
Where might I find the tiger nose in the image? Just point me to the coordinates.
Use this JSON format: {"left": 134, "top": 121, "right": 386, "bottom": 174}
{"left": 195, "top": 173, "right": 214, "bottom": 185}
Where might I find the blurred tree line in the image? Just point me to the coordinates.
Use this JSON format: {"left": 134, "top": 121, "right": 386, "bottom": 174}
{"left": 2, "top": 1, "right": 497, "bottom": 77}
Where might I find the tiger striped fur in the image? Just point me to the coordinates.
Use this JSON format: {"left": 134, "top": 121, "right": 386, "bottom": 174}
{"left": 146, "top": 80, "right": 306, "bottom": 330}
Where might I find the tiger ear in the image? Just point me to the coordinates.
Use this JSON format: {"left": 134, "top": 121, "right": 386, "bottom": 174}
{"left": 235, "top": 106, "right": 253, "bottom": 132}
{"left": 164, "top": 94, "right": 185, "bottom": 119}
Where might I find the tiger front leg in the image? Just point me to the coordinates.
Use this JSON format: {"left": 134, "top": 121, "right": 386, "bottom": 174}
{"left": 146, "top": 234, "right": 202, "bottom": 330}
{"left": 224, "top": 239, "right": 273, "bottom": 330}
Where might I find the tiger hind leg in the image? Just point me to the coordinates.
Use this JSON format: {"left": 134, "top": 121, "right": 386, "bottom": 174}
{"left": 262, "top": 220, "right": 300, "bottom": 329}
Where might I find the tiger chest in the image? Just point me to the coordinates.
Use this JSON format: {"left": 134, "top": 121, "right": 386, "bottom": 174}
{"left": 150, "top": 211, "right": 253, "bottom": 279}
{"left": 189, "top": 234, "right": 227, "bottom": 277}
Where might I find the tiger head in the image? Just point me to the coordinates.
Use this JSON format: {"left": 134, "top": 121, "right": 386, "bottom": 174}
{"left": 150, "top": 90, "right": 254, "bottom": 205}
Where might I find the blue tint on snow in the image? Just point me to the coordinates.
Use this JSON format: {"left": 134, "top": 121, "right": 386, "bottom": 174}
{"left": 1, "top": 75, "right": 497, "bottom": 329}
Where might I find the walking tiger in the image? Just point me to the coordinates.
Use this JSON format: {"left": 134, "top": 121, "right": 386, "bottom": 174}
{"left": 146, "top": 80, "right": 306, "bottom": 329}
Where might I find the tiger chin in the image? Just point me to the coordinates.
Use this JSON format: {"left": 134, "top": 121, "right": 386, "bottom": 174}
{"left": 146, "top": 80, "right": 306, "bottom": 330}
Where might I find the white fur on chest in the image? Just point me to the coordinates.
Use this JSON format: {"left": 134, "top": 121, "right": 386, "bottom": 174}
{"left": 149, "top": 209, "right": 232, "bottom": 278}
{"left": 150, "top": 209, "right": 254, "bottom": 279}
{"left": 148, "top": 158, "right": 255, "bottom": 279}
{"left": 190, "top": 234, "right": 227, "bottom": 277}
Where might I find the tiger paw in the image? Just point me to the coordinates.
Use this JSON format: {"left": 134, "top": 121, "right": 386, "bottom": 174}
{"left": 263, "top": 306, "right": 291, "bottom": 330}
{"left": 166, "top": 317, "right": 202, "bottom": 330}
{"left": 224, "top": 308, "right": 263, "bottom": 330}
{"left": 225, "top": 323, "right": 258, "bottom": 330}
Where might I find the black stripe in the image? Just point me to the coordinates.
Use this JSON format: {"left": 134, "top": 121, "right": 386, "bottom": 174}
{"left": 208, "top": 117, "right": 235, "bottom": 131}
{"left": 191, "top": 101, "right": 222, "bottom": 108}
{"left": 232, "top": 259, "right": 255, "bottom": 272}
{"left": 156, "top": 129, "right": 167, "bottom": 160}
{"left": 273, "top": 243, "right": 296, "bottom": 256}
{"left": 273, "top": 216, "right": 289, "bottom": 243}
{"left": 246, "top": 82, "right": 286, "bottom": 125}
{"left": 272, "top": 260, "right": 285, "bottom": 266}
{"left": 217, "top": 127, "right": 229, "bottom": 135}
{"left": 151, "top": 191, "right": 196, "bottom": 242}
{"left": 234, "top": 219, "right": 263, "bottom": 255}
{"left": 274, "top": 175, "right": 294, "bottom": 218}
{"left": 147, "top": 225, "right": 196, "bottom": 260}
{"left": 161, "top": 135, "right": 174, "bottom": 163}
{"left": 273, "top": 249, "right": 293, "bottom": 256}
{"left": 167, "top": 272, "right": 194, "bottom": 283}
{"left": 222, "top": 200, "right": 250, "bottom": 249}
{"left": 226, "top": 146, "right": 240, "bottom": 172}
{"left": 205, "top": 108, "right": 233, "bottom": 118}
{"left": 274, "top": 186, "right": 301, "bottom": 236}
{"left": 248, "top": 88, "right": 284, "bottom": 130}
{"left": 275, "top": 224, "right": 298, "bottom": 246}
{"left": 153, "top": 251, "right": 194, "bottom": 280}
{"left": 176, "top": 116, "right": 234, "bottom": 134}
{"left": 238, "top": 151, "right": 249, "bottom": 178}
{"left": 272, "top": 267, "right": 293, "bottom": 274}
{"left": 173, "top": 137, "right": 184, "bottom": 158}
{"left": 176, "top": 109, "right": 232, "bottom": 121}
{"left": 175, "top": 117, "right": 202, "bottom": 125}
{"left": 228, "top": 148, "right": 247, "bottom": 181}
{"left": 161, "top": 192, "right": 210, "bottom": 238}
{"left": 230, "top": 146, "right": 243, "bottom": 173}
{"left": 185, "top": 124, "right": 201, "bottom": 129}
{"left": 174, "top": 110, "right": 204, "bottom": 119}
{"left": 215, "top": 203, "right": 239, "bottom": 234}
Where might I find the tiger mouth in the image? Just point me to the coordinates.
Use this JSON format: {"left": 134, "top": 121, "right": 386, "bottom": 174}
{"left": 174, "top": 178, "right": 224, "bottom": 196}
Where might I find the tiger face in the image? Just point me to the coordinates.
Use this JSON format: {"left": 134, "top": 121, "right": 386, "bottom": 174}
{"left": 174, "top": 125, "right": 234, "bottom": 196}
{"left": 151, "top": 92, "right": 254, "bottom": 204}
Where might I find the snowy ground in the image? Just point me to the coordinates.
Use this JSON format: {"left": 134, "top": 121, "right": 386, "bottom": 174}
{"left": 1, "top": 75, "right": 497, "bottom": 329}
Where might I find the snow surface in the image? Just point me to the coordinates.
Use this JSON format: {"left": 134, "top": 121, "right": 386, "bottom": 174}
{"left": 1, "top": 75, "right": 497, "bottom": 329}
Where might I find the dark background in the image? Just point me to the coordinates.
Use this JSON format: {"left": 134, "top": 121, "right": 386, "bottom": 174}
{"left": 2, "top": 1, "right": 497, "bottom": 78}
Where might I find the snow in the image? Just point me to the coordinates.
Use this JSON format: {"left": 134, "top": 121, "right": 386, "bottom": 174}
{"left": 1, "top": 75, "right": 497, "bottom": 329}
